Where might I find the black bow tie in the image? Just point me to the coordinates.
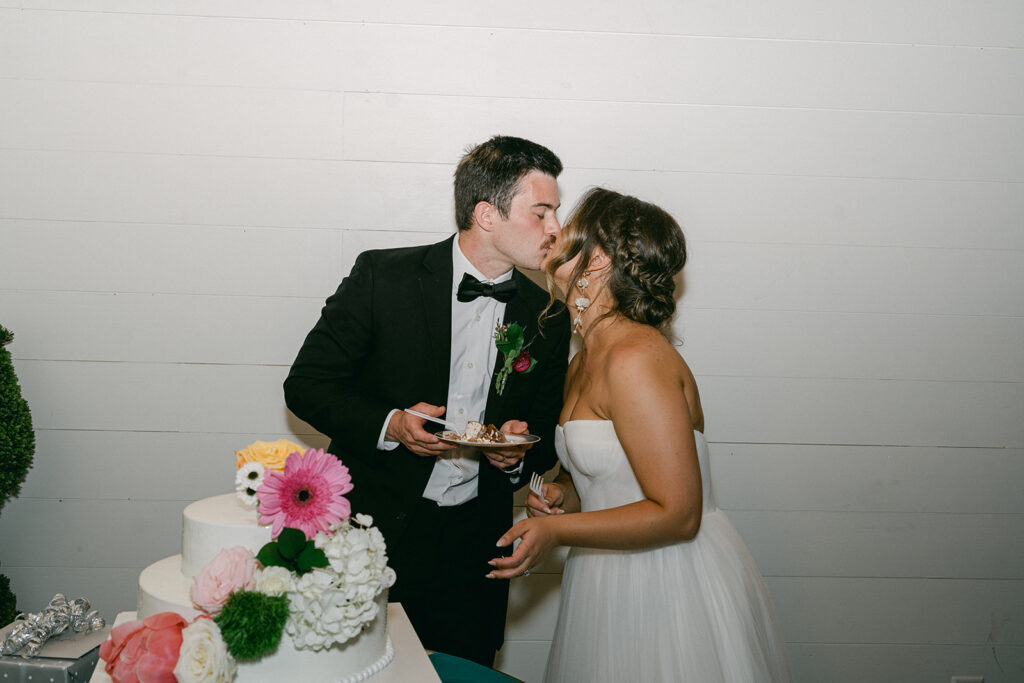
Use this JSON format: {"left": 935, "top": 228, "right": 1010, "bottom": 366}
{"left": 456, "top": 273, "right": 518, "bottom": 303}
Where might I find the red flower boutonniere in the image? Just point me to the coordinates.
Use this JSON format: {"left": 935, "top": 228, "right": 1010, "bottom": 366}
{"left": 494, "top": 322, "right": 538, "bottom": 395}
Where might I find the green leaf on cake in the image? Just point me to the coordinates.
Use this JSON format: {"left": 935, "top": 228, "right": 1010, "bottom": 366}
{"left": 296, "top": 545, "right": 329, "bottom": 573}
{"left": 255, "top": 542, "right": 286, "bottom": 569}
{"left": 276, "top": 527, "right": 307, "bottom": 559}
{"left": 256, "top": 527, "right": 328, "bottom": 575}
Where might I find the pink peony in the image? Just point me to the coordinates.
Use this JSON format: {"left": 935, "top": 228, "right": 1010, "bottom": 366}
{"left": 190, "top": 546, "right": 258, "bottom": 615}
{"left": 99, "top": 612, "right": 187, "bottom": 683}
{"left": 257, "top": 449, "right": 353, "bottom": 540}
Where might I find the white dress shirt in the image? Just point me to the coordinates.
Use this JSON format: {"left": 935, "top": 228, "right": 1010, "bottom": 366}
{"left": 377, "top": 234, "right": 511, "bottom": 505}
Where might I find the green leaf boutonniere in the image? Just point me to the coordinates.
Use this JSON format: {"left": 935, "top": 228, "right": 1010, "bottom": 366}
{"left": 494, "top": 322, "right": 538, "bottom": 395}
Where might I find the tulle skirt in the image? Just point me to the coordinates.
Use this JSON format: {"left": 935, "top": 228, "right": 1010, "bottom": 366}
{"left": 544, "top": 509, "right": 791, "bottom": 683}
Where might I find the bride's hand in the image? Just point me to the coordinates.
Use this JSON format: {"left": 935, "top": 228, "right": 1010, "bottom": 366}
{"left": 487, "top": 518, "right": 557, "bottom": 580}
{"left": 526, "top": 483, "right": 565, "bottom": 517}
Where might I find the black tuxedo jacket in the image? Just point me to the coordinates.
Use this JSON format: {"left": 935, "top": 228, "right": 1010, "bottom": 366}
{"left": 284, "top": 236, "right": 570, "bottom": 588}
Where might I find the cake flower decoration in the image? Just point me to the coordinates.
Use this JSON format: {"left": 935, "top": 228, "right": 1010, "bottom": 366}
{"left": 235, "top": 439, "right": 305, "bottom": 473}
{"left": 257, "top": 448, "right": 353, "bottom": 540}
{"left": 493, "top": 322, "right": 537, "bottom": 396}
{"left": 235, "top": 462, "right": 265, "bottom": 507}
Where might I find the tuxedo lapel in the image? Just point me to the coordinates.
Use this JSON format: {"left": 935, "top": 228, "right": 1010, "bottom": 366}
{"left": 418, "top": 237, "right": 455, "bottom": 393}
{"left": 485, "top": 270, "right": 544, "bottom": 422}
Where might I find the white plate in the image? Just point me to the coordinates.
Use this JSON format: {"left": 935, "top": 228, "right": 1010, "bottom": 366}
{"left": 436, "top": 431, "right": 541, "bottom": 448}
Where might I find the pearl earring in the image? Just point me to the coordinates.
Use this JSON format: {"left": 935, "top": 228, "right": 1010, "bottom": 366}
{"left": 573, "top": 272, "right": 591, "bottom": 333}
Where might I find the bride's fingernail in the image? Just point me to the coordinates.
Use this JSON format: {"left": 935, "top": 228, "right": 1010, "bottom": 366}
{"left": 487, "top": 560, "right": 496, "bottom": 566}
{"left": 485, "top": 573, "right": 495, "bottom": 579}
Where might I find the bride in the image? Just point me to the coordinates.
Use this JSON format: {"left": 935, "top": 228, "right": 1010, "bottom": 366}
{"left": 488, "top": 187, "right": 791, "bottom": 682}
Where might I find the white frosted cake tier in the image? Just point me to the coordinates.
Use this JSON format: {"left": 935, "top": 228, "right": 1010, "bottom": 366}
{"left": 131, "top": 492, "right": 392, "bottom": 683}
{"left": 181, "top": 493, "right": 273, "bottom": 578}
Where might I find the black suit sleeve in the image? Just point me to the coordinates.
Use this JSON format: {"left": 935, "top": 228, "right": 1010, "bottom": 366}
{"left": 283, "top": 252, "right": 392, "bottom": 459}
{"left": 512, "top": 311, "right": 572, "bottom": 490}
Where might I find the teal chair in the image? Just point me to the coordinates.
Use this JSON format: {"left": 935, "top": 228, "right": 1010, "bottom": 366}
{"left": 428, "top": 653, "right": 523, "bottom": 682}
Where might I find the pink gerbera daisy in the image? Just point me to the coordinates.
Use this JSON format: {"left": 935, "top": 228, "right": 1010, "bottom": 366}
{"left": 257, "top": 449, "right": 353, "bottom": 540}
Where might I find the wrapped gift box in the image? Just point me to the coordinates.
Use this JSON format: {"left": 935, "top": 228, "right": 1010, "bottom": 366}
{"left": 0, "top": 620, "right": 109, "bottom": 683}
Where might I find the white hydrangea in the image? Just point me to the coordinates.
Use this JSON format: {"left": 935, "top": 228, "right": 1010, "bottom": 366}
{"left": 283, "top": 517, "right": 396, "bottom": 651}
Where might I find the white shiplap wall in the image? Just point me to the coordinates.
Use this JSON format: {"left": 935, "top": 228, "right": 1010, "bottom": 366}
{"left": 1, "top": 2, "right": 1022, "bottom": 682}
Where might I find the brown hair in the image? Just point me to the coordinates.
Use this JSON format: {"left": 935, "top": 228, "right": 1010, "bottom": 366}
{"left": 546, "top": 187, "right": 686, "bottom": 329}
{"left": 453, "top": 135, "right": 563, "bottom": 231}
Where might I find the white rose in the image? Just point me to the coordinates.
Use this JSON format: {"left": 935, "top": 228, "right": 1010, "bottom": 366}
{"left": 254, "top": 566, "right": 292, "bottom": 596}
{"left": 174, "top": 618, "right": 237, "bottom": 683}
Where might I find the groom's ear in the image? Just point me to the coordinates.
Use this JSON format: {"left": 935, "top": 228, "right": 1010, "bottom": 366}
{"left": 473, "top": 201, "right": 496, "bottom": 232}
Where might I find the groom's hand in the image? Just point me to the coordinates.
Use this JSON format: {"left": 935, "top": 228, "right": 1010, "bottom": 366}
{"left": 386, "top": 402, "right": 456, "bottom": 457}
{"left": 481, "top": 420, "right": 531, "bottom": 470}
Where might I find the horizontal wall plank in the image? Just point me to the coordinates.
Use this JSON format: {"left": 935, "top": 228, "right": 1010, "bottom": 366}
{"left": 4, "top": 496, "right": 1020, "bottom": 581}
{"left": 786, "top": 643, "right": 1024, "bottom": 683}
{"left": 18, "top": 429, "right": 328, "bottom": 500}
{"left": 493, "top": 641, "right": 552, "bottom": 683}
{"left": 0, "top": 498, "right": 187, "bottom": 569}
{"left": 14, "top": 360, "right": 305, "bottom": 435}
{"left": 766, "top": 576, "right": 1024, "bottom": 645}
{"left": 10, "top": 359, "right": 1022, "bottom": 448}
{"left": 11, "top": 360, "right": 1021, "bottom": 448}
{"left": 730, "top": 510, "right": 1024, "bottom": 579}
{"left": 344, "top": 93, "right": 1024, "bottom": 182}
{"left": 2, "top": 566, "right": 142, "bottom": 621}
{"left": 8, "top": 1, "right": 1024, "bottom": 47}
{"left": 682, "top": 242, "right": 1023, "bottom": 317}
{"left": 0, "top": 291, "right": 324, "bottom": 366}
{"left": 4, "top": 292, "right": 1022, "bottom": 383}
{"left": 709, "top": 443, "right": 1024, "bottom": 514}
{"left": 0, "top": 79, "right": 346, "bottom": 159}
{"left": 559, "top": 170, "right": 1024, "bottom": 251}
{"left": 0, "top": 153, "right": 454, "bottom": 231}
{"left": 4, "top": 156, "right": 1022, "bottom": 251}
{"left": 1, "top": 31, "right": 1019, "bottom": 118}
{"left": 4, "top": 221, "right": 1019, "bottom": 317}
{"left": 679, "top": 308, "right": 1024, "bottom": 383}
{"left": 699, "top": 375, "right": 1024, "bottom": 448}
{"left": 0, "top": 221, "right": 347, "bottom": 297}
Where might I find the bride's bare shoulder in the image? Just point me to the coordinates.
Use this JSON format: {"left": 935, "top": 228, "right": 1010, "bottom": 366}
{"left": 604, "top": 326, "right": 704, "bottom": 431}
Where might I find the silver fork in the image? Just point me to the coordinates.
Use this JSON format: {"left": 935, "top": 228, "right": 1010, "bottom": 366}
{"left": 529, "top": 471, "right": 545, "bottom": 502}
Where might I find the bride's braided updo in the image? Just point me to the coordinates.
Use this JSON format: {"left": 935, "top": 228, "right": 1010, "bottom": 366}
{"left": 546, "top": 187, "right": 686, "bottom": 329}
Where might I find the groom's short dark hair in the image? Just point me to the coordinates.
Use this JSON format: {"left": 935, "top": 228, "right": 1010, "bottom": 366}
{"left": 454, "top": 135, "right": 562, "bottom": 232}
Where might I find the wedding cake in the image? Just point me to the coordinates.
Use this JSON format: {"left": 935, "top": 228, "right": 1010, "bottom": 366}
{"left": 97, "top": 440, "right": 396, "bottom": 683}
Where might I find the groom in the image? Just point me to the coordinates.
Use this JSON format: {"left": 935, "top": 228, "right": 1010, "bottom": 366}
{"left": 283, "top": 135, "right": 571, "bottom": 666}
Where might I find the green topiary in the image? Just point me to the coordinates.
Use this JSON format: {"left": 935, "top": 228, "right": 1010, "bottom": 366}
{"left": 1, "top": 325, "right": 35, "bottom": 625}
{"left": 0, "top": 325, "right": 35, "bottom": 508}
{"left": 0, "top": 573, "right": 16, "bottom": 625}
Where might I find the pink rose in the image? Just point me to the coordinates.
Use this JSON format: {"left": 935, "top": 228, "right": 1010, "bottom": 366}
{"left": 190, "top": 546, "right": 257, "bottom": 615}
{"left": 512, "top": 351, "right": 532, "bottom": 373}
{"left": 99, "top": 611, "right": 187, "bottom": 683}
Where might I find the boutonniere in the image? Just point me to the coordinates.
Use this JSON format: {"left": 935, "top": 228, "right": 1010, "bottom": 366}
{"left": 493, "top": 322, "right": 537, "bottom": 395}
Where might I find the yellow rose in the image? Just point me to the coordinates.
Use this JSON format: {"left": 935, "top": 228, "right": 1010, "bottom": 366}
{"left": 235, "top": 439, "right": 305, "bottom": 472}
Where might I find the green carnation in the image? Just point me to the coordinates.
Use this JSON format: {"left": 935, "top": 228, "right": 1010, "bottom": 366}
{"left": 214, "top": 590, "right": 290, "bottom": 660}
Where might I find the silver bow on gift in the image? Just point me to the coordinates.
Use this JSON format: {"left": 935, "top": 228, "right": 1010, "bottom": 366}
{"left": 1, "top": 593, "right": 105, "bottom": 658}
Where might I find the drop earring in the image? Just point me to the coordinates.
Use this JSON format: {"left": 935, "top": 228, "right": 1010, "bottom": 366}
{"left": 573, "top": 271, "right": 591, "bottom": 334}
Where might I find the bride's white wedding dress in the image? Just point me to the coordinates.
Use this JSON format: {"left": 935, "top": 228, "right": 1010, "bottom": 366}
{"left": 544, "top": 421, "right": 791, "bottom": 682}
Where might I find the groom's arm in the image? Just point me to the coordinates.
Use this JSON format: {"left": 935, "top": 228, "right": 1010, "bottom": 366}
{"left": 503, "top": 308, "right": 571, "bottom": 489}
{"left": 283, "top": 251, "right": 393, "bottom": 458}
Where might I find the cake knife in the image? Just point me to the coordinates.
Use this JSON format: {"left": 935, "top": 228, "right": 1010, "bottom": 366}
{"left": 403, "top": 408, "right": 460, "bottom": 431}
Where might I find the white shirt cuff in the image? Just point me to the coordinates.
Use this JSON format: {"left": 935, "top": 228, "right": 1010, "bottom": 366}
{"left": 502, "top": 460, "right": 524, "bottom": 475}
{"left": 377, "top": 409, "right": 401, "bottom": 451}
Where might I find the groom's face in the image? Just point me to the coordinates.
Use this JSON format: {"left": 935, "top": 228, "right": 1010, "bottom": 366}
{"left": 490, "top": 170, "right": 561, "bottom": 271}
